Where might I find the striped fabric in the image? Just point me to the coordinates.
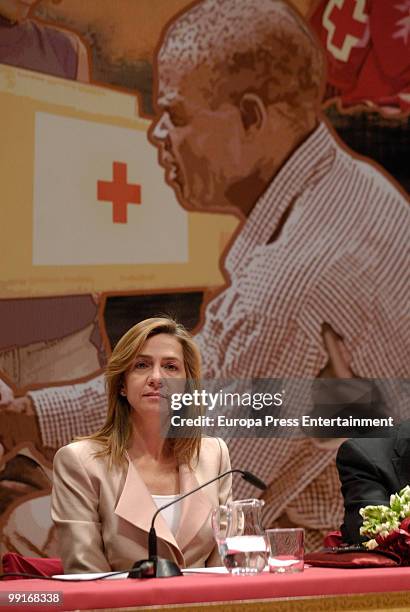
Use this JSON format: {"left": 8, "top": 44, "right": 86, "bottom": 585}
{"left": 30, "top": 374, "right": 106, "bottom": 449}
{"left": 196, "top": 121, "right": 409, "bottom": 380}
{"left": 30, "top": 121, "right": 409, "bottom": 546}
{"left": 195, "top": 121, "right": 409, "bottom": 537}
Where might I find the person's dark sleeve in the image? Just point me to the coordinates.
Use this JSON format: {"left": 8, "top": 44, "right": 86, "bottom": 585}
{"left": 336, "top": 439, "right": 391, "bottom": 544}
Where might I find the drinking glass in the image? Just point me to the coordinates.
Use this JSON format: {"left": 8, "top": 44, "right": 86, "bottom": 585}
{"left": 266, "top": 528, "right": 304, "bottom": 573}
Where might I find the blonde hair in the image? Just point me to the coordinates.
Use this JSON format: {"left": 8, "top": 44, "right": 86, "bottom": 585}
{"left": 83, "top": 317, "right": 202, "bottom": 467}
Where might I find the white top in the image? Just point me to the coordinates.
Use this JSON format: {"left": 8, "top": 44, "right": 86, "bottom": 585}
{"left": 152, "top": 494, "right": 181, "bottom": 536}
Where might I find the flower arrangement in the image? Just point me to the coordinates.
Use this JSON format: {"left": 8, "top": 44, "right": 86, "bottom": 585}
{"left": 360, "top": 485, "right": 410, "bottom": 561}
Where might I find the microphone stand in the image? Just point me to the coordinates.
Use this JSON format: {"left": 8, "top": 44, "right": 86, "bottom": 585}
{"left": 129, "top": 468, "right": 267, "bottom": 578}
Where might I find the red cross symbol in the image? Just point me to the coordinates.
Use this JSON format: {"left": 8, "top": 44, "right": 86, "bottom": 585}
{"left": 322, "top": 0, "right": 369, "bottom": 62}
{"left": 327, "top": 0, "right": 368, "bottom": 51}
{"left": 97, "top": 162, "right": 141, "bottom": 224}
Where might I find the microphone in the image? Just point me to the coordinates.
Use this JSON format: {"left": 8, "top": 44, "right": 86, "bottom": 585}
{"left": 129, "top": 468, "right": 267, "bottom": 579}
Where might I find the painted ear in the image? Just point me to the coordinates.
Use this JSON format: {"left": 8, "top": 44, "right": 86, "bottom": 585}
{"left": 239, "top": 93, "right": 266, "bottom": 131}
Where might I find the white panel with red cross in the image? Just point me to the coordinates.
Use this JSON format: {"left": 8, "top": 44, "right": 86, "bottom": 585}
{"left": 32, "top": 112, "right": 188, "bottom": 265}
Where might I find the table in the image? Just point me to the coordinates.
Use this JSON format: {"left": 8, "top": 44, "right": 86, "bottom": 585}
{"left": 1, "top": 567, "right": 410, "bottom": 611}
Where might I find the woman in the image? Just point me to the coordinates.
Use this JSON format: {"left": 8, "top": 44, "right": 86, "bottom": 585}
{"left": 52, "top": 317, "right": 231, "bottom": 573}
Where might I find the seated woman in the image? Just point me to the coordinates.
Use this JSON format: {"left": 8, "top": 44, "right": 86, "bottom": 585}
{"left": 336, "top": 421, "right": 410, "bottom": 544}
{"left": 52, "top": 317, "right": 231, "bottom": 573}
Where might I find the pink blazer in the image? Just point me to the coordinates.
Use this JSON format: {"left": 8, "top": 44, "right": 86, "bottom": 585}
{"left": 52, "top": 437, "right": 231, "bottom": 573}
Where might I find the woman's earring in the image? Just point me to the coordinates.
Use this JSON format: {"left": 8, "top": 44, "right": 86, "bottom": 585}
{"left": 120, "top": 389, "right": 126, "bottom": 397}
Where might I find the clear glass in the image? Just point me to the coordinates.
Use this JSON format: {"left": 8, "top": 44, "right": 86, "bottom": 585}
{"left": 211, "top": 498, "right": 268, "bottom": 575}
{"left": 266, "top": 528, "right": 304, "bottom": 573}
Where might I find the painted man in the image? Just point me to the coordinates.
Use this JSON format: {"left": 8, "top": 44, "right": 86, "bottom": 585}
{"left": 1, "top": 0, "right": 409, "bottom": 550}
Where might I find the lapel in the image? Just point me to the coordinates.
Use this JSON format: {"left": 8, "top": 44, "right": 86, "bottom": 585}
{"left": 114, "top": 457, "right": 179, "bottom": 554}
{"left": 114, "top": 456, "right": 213, "bottom": 556}
{"left": 175, "top": 463, "right": 214, "bottom": 551}
{"left": 392, "top": 421, "right": 410, "bottom": 490}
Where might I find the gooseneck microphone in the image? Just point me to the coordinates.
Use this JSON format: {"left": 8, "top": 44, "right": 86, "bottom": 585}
{"left": 130, "top": 468, "right": 267, "bottom": 579}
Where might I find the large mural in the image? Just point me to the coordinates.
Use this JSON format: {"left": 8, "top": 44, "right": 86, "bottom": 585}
{"left": 0, "top": 0, "right": 409, "bottom": 556}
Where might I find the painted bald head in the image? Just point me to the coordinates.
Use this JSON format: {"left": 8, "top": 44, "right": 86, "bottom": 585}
{"left": 158, "top": 0, "right": 324, "bottom": 114}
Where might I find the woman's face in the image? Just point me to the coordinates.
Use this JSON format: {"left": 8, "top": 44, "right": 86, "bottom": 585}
{"left": 123, "top": 333, "right": 186, "bottom": 416}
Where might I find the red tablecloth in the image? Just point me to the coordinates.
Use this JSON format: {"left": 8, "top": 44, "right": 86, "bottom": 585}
{"left": 1, "top": 566, "right": 410, "bottom": 611}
